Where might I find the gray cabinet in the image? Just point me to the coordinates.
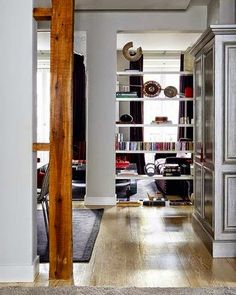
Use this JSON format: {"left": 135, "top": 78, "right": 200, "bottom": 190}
{"left": 190, "top": 25, "right": 236, "bottom": 257}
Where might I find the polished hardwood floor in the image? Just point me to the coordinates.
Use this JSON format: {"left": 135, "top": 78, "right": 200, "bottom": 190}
{"left": 1, "top": 204, "right": 236, "bottom": 287}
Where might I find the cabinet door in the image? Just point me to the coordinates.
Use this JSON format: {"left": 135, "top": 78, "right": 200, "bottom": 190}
{"left": 194, "top": 56, "right": 203, "bottom": 160}
{"left": 203, "top": 167, "right": 214, "bottom": 233}
{"left": 194, "top": 162, "right": 202, "bottom": 216}
{"left": 203, "top": 42, "right": 215, "bottom": 169}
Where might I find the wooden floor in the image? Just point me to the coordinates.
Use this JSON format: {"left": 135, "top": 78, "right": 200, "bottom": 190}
{"left": 1, "top": 204, "right": 236, "bottom": 287}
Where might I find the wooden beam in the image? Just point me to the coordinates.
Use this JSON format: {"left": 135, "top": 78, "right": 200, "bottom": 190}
{"left": 49, "top": 0, "right": 74, "bottom": 280}
{"left": 32, "top": 143, "right": 50, "bottom": 152}
{"left": 33, "top": 8, "right": 52, "bottom": 21}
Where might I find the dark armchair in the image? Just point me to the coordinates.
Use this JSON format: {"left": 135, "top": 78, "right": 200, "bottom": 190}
{"left": 37, "top": 164, "right": 49, "bottom": 239}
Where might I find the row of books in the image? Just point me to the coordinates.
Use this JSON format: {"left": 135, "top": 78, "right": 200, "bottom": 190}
{"left": 116, "top": 141, "right": 194, "bottom": 151}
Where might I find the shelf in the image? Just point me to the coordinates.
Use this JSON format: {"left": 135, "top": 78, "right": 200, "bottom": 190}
{"left": 116, "top": 150, "right": 193, "bottom": 154}
{"left": 117, "top": 71, "right": 192, "bottom": 76}
{"left": 116, "top": 174, "right": 193, "bottom": 180}
{"left": 116, "top": 97, "right": 194, "bottom": 101}
{"left": 116, "top": 123, "right": 194, "bottom": 127}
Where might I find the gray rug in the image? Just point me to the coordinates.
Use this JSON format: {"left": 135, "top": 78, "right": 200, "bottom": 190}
{"left": 37, "top": 209, "right": 104, "bottom": 262}
{"left": 1, "top": 287, "right": 236, "bottom": 295}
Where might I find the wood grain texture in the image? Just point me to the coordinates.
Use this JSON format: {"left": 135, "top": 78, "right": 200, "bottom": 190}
{"left": 49, "top": 0, "right": 74, "bottom": 280}
{"left": 0, "top": 206, "right": 235, "bottom": 287}
{"left": 33, "top": 8, "right": 52, "bottom": 21}
{"left": 71, "top": 205, "right": 236, "bottom": 287}
{"left": 33, "top": 143, "right": 50, "bottom": 151}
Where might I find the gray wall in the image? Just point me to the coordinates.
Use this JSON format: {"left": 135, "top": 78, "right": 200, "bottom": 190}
{"left": 207, "top": 0, "right": 220, "bottom": 25}
{"left": 207, "top": 0, "right": 236, "bottom": 25}
{"left": 0, "top": 0, "right": 38, "bottom": 281}
{"left": 219, "top": 0, "right": 236, "bottom": 24}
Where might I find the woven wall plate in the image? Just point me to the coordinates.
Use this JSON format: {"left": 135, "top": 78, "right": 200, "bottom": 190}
{"left": 143, "top": 81, "right": 161, "bottom": 97}
{"left": 164, "top": 86, "right": 178, "bottom": 98}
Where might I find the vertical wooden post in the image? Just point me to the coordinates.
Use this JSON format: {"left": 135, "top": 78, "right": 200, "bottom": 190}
{"left": 49, "top": 0, "right": 74, "bottom": 280}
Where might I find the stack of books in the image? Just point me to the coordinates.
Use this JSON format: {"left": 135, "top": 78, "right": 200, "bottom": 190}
{"left": 160, "top": 164, "right": 181, "bottom": 176}
{"left": 116, "top": 91, "right": 138, "bottom": 98}
{"left": 117, "top": 170, "right": 138, "bottom": 176}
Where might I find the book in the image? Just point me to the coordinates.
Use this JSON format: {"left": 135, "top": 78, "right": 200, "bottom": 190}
{"left": 116, "top": 91, "right": 138, "bottom": 98}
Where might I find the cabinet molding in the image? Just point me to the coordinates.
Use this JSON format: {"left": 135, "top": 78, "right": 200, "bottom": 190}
{"left": 224, "top": 43, "right": 236, "bottom": 163}
{"left": 223, "top": 173, "right": 236, "bottom": 233}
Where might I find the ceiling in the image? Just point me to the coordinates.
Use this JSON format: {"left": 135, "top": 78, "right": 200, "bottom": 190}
{"left": 75, "top": 0, "right": 192, "bottom": 10}
{"left": 37, "top": 0, "right": 207, "bottom": 51}
{"left": 36, "top": 0, "right": 210, "bottom": 10}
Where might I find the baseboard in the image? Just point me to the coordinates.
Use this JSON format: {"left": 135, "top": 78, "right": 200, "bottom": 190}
{"left": 212, "top": 241, "right": 236, "bottom": 258}
{"left": 192, "top": 213, "right": 236, "bottom": 258}
{"left": 0, "top": 256, "right": 39, "bottom": 282}
{"left": 84, "top": 195, "right": 117, "bottom": 206}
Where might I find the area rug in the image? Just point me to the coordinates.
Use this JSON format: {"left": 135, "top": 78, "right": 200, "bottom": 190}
{"left": 1, "top": 287, "right": 236, "bottom": 295}
{"left": 37, "top": 209, "right": 104, "bottom": 263}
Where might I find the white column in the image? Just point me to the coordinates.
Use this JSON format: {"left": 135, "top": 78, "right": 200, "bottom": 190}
{"left": 84, "top": 21, "right": 117, "bottom": 205}
{"left": 0, "top": 0, "right": 38, "bottom": 281}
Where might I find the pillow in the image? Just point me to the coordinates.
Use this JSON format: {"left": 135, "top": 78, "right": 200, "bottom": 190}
{"left": 37, "top": 171, "right": 45, "bottom": 188}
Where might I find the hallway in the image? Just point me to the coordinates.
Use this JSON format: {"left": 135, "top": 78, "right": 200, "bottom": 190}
{"left": 2, "top": 205, "right": 236, "bottom": 287}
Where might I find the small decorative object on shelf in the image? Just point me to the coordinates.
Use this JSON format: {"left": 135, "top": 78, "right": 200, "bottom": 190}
{"left": 164, "top": 86, "right": 178, "bottom": 98}
{"left": 184, "top": 86, "right": 193, "bottom": 97}
{"left": 147, "top": 193, "right": 155, "bottom": 201}
{"left": 154, "top": 116, "right": 168, "bottom": 123}
{"left": 119, "top": 113, "right": 133, "bottom": 123}
{"left": 122, "top": 41, "right": 143, "bottom": 62}
{"left": 144, "top": 163, "right": 156, "bottom": 176}
{"left": 143, "top": 82, "right": 180, "bottom": 98}
{"left": 179, "top": 117, "right": 189, "bottom": 124}
{"left": 143, "top": 193, "right": 166, "bottom": 206}
{"left": 143, "top": 80, "right": 161, "bottom": 97}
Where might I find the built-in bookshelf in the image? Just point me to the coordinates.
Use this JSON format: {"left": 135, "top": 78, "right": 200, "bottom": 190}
{"left": 115, "top": 69, "right": 194, "bottom": 180}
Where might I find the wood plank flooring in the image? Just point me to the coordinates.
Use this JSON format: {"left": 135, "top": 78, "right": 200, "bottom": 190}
{"left": 1, "top": 204, "right": 236, "bottom": 287}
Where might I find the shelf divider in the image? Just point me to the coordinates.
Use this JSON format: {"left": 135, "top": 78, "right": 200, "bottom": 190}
{"left": 116, "top": 174, "right": 194, "bottom": 180}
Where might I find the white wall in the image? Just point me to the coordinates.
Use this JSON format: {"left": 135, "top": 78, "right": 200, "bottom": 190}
{"left": 75, "top": 6, "right": 207, "bottom": 205}
{"left": 207, "top": 0, "right": 220, "bottom": 25}
{"left": 0, "top": 0, "right": 38, "bottom": 281}
{"left": 219, "top": 0, "right": 236, "bottom": 24}
{"left": 207, "top": 0, "right": 236, "bottom": 25}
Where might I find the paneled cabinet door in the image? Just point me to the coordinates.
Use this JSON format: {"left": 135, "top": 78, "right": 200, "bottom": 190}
{"left": 203, "top": 41, "right": 214, "bottom": 169}
{"left": 194, "top": 56, "right": 203, "bottom": 160}
{"left": 194, "top": 162, "right": 202, "bottom": 217}
{"left": 203, "top": 166, "right": 214, "bottom": 233}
